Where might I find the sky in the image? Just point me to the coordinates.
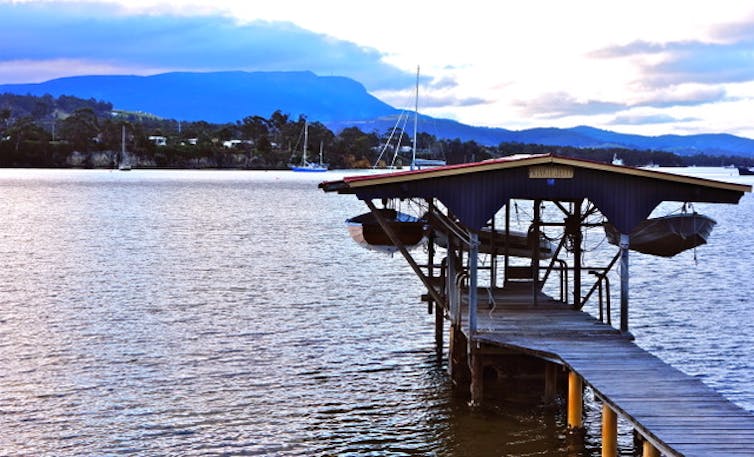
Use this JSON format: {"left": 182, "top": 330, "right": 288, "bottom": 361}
{"left": 3, "top": 0, "right": 754, "bottom": 138}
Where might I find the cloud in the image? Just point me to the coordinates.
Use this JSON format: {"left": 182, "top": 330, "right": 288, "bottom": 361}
{"left": 421, "top": 93, "right": 490, "bottom": 108}
{"left": 515, "top": 92, "right": 627, "bottom": 118}
{"left": 709, "top": 18, "right": 754, "bottom": 43}
{"left": 0, "top": 2, "right": 415, "bottom": 90}
{"left": 609, "top": 113, "right": 699, "bottom": 126}
{"left": 428, "top": 76, "right": 458, "bottom": 90}
{"left": 589, "top": 40, "right": 667, "bottom": 59}
{"left": 590, "top": 29, "right": 754, "bottom": 88}
{"left": 637, "top": 86, "right": 728, "bottom": 108}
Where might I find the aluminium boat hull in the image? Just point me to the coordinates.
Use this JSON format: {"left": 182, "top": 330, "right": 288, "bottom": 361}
{"left": 346, "top": 209, "right": 426, "bottom": 253}
{"left": 604, "top": 213, "right": 717, "bottom": 257}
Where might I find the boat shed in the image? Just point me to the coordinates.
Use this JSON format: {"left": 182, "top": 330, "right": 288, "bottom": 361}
{"left": 321, "top": 154, "right": 748, "bottom": 234}
{"left": 321, "top": 154, "right": 751, "bottom": 333}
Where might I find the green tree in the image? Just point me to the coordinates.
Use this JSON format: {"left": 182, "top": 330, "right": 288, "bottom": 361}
{"left": 60, "top": 108, "right": 100, "bottom": 151}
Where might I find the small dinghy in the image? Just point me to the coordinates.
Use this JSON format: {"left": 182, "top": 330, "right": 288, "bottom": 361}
{"left": 604, "top": 213, "right": 717, "bottom": 257}
{"left": 433, "top": 226, "right": 555, "bottom": 259}
{"left": 346, "top": 209, "right": 427, "bottom": 253}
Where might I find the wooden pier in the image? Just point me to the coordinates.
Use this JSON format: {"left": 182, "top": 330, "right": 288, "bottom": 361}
{"left": 453, "top": 286, "right": 754, "bottom": 456}
{"left": 321, "top": 155, "right": 754, "bottom": 456}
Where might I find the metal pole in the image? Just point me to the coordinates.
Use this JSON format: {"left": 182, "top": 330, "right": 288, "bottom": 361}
{"left": 532, "top": 200, "right": 541, "bottom": 305}
{"left": 427, "top": 199, "right": 435, "bottom": 314}
{"left": 573, "top": 200, "right": 583, "bottom": 308}
{"left": 504, "top": 200, "right": 510, "bottom": 285}
{"left": 619, "top": 233, "right": 630, "bottom": 333}
{"left": 468, "top": 232, "right": 479, "bottom": 335}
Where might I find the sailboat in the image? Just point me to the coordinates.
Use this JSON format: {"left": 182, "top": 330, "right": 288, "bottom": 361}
{"left": 409, "top": 66, "right": 445, "bottom": 170}
{"left": 372, "top": 66, "right": 445, "bottom": 170}
{"left": 290, "top": 120, "right": 328, "bottom": 172}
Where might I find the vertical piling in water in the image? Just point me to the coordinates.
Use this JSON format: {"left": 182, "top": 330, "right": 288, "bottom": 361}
{"left": 567, "top": 371, "right": 584, "bottom": 431}
{"left": 448, "top": 324, "right": 469, "bottom": 388}
{"left": 642, "top": 441, "right": 660, "bottom": 457}
{"left": 469, "top": 346, "right": 483, "bottom": 405}
{"left": 544, "top": 362, "right": 559, "bottom": 404}
{"left": 434, "top": 302, "right": 444, "bottom": 363}
{"left": 602, "top": 404, "right": 617, "bottom": 457}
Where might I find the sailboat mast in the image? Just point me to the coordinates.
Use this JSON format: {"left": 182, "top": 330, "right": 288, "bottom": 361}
{"left": 303, "top": 120, "right": 308, "bottom": 164}
{"left": 412, "top": 65, "right": 419, "bottom": 171}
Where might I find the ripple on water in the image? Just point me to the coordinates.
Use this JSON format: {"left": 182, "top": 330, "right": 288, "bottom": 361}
{"left": 0, "top": 169, "right": 752, "bottom": 456}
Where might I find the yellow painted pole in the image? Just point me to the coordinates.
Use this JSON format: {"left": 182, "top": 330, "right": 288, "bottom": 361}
{"left": 567, "top": 371, "right": 583, "bottom": 429}
{"left": 601, "top": 404, "right": 617, "bottom": 457}
{"left": 642, "top": 441, "right": 660, "bottom": 457}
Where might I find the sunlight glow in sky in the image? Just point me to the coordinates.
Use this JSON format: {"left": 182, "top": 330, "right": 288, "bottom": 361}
{"left": 3, "top": 0, "right": 754, "bottom": 137}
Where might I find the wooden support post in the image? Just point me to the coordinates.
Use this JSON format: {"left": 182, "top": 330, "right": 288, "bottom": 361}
{"left": 469, "top": 345, "right": 483, "bottom": 406}
{"left": 448, "top": 323, "right": 469, "bottom": 387}
{"left": 544, "top": 362, "right": 558, "bottom": 404}
{"left": 567, "top": 371, "right": 583, "bottom": 430}
{"left": 602, "top": 403, "right": 617, "bottom": 457}
{"left": 447, "top": 237, "right": 458, "bottom": 325}
{"left": 642, "top": 441, "right": 660, "bottom": 457}
{"left": 468, "top": 231, "right": 479, "bottom": 335}
{"left": 619, "top": 233, "right": 630, "bottom": 334}
{"left": 434, "top": 302, "right": 444, "bottom": 363}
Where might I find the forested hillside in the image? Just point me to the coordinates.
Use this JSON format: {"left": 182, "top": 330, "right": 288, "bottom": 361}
{"left": 1, "top": 94, "right": 751, "bottom": 169}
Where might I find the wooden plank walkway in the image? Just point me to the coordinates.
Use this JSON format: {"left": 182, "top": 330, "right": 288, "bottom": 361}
{"left": 460, "top": 286, "right": 754, "bottom": 457}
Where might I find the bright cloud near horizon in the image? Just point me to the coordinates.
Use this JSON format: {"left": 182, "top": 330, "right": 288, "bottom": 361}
{"left": 3, "top": 0, "right": 754, "bottom": 138}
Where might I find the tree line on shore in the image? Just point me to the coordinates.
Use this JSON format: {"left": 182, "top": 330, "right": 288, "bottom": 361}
{"left": 1, "top": 93, "right": 751, "bottom": 169}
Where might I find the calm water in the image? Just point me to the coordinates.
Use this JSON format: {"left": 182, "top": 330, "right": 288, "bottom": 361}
{"left": 0, "top": 168, "right": 751, "bottom": 456}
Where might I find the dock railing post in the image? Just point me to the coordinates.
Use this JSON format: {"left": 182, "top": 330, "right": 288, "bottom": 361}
{"left": 619, "top": 233, "right": 630, "bottom": 334}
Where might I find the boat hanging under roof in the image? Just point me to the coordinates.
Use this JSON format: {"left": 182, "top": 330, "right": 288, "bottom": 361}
{"left": 433, "top": 225, "right": 555, "bottom": 259}
{"left": 604, "top": 213, "right": 717, "bottom": 257}
{"left": 346, "top": 209, "right": 427, "bottom": 253}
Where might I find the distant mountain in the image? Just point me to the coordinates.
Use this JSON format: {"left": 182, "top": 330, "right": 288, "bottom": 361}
{"left": 2, "top": 71, "right": 754, "bottom": 157}
{"left": 0, "top": 71, "right": 398, "bottom": 124}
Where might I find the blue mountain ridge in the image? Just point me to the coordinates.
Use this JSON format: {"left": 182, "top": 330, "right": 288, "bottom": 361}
{"left": 1, "top": 71, "right": 753, "bottom": 157}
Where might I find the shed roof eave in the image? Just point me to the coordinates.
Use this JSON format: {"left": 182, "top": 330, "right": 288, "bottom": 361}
{"left": 320, "top": 155, "right": 752, "bottom": 198}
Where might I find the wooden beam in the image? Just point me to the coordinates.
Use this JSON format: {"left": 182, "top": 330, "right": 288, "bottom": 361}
{"left": 365, "top": 199, "right": 446, "bottom": 308}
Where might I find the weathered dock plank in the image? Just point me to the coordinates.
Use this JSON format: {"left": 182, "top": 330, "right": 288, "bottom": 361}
{"left": 462, "top": 289, "right": 754, "bottom": 457}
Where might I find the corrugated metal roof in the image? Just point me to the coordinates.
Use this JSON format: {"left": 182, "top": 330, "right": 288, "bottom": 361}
{"left": 320, "top": 154, "right": 751, "bottom": 232}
